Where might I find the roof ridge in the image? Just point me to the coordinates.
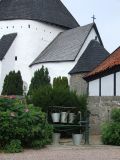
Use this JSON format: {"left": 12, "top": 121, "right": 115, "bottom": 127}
{"left": 0, "top": 0, "right": 79, "bottom": 28}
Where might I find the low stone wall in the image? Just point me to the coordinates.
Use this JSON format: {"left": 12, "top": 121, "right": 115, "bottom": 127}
{"left": 88, "top": 96, "right": 120, "bottom": 135}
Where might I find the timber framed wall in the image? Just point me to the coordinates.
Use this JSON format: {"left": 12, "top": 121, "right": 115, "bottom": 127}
{"left": 89, "top": 71, "right": 120, "bottom": 96}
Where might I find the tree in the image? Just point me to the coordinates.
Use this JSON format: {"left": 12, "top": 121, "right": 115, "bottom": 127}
{"left": 53, "top": 76, "right": 69, "bottom": 89}
{"left": 2, "top": 71, "right": 23, "bottom": 95}
{"left": 28, "top": 66, "right": 50, "bottom": 94}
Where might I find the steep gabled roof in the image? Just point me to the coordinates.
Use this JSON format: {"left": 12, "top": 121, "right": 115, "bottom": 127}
{"left": 69, "top": 40, "right": 109, "bottom": 74}
{"left": 84, "top": 46, "right": 120, "bottom": 80}
{"left": 0, "top": 0, "right": 79, "bottom": 29}
{"left": 0, "top": 33, "right": 17, "bottom": 60}
{"left": 30, "top": 23, "right": 96, "bottom": 66}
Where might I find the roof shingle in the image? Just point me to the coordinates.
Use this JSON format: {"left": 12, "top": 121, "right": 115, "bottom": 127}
{"left": 0, "top": 0, "right": 79, "bottom": 29}
{"left": 0, "top": 33, "right": 17, "bottom": 60}
{"left": 30, "top": 23, "right": 94, "bottom": 66}
{"left": 69, "top": 40, "right": 109, "bottom": 74}
{"left": 84, "top": 46, "right": 120, "bottom": 79}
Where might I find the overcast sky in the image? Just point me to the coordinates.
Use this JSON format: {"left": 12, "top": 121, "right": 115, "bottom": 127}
{"left": 61, "top": 0, "right": 120, "bottom": 53}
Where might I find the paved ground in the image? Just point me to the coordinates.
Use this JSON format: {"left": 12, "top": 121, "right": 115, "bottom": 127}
{"left": 0, "top": 145, "right": 120, "bottom": 160}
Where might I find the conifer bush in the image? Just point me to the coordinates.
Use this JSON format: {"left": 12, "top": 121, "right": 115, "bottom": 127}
{"left": 2, "top": 71, "right": 23, "bottom": 95}
{"left": 28, "top": 66, "right": 50, "bottom": 94}
{"left": 53, "top": 76, "right": 69, "bottom": 89}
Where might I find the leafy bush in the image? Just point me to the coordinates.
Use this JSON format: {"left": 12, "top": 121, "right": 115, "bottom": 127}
{"left": 111, "top": 108, "right": 120, "bottom": 122}
{"left": 0, "top": 97, "right": 53, "bottom": 152}
{"left": 4, "top": 140, "right": 23, "bottom": 153}
{"left": 101, "top": 122, "right": 120, "bottom": 145}
{"left": 2, "top": 71, "right": 23, "bottom": 95}
{"left": 29, "top": 66, "right": 50, "bottom": 94}
{"left": 101, "top": 108, "right": 120, "bottom": 146}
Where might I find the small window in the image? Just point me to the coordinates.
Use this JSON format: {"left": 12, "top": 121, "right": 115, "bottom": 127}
{"left": 95, "top": 36, "right": 98, "bottom": 40}
{"left": 12, "top": 26, "right": 14, "bottom": 28}
{"left": 6, "top": 26, "right": 8, "bottom": 29}
{"left": 15, "top": 56, "right": 17, "bottom": 61}
{"left": 28, "top": 24, "right": 30, "bottom": 28}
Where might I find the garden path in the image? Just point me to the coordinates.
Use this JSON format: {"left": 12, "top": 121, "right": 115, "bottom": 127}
{"left": 0, "top": 145, "right": 120, "bottom": 160}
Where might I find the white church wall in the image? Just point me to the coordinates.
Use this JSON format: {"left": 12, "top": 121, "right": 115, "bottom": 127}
{"left": 116, "top": 71, "right": 120, "bottom": 96}
{"left": 0, "top": 61, "right": 1, "bottom": 76}
{"left": 31, "top": 62, "right": 75, "bottom": 85}
{"left": 101, "top": 74, "right": 114, "bottom": 96}
{"left": 0, "top": 20, "right": 64, "bottom": 92}
{"left": 0, "top": 40, "right": 16, "bottom": 93}
{"left": 89, "top": 79, "right": 99, "bottom": 96}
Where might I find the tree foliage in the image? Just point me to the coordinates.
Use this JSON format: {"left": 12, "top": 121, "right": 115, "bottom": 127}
{"left": 53, "top": 76, "right": 69, "bottom": 89}
{"left": 2, "top": 71, "right": 23, "bottom": 95}
{"left": 28, "top": 66, "right": 50, "bottom": 94}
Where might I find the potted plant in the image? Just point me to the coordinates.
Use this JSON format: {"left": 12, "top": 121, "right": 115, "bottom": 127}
{"left": 72, "top": 127, "right": 83, "bottom": 145}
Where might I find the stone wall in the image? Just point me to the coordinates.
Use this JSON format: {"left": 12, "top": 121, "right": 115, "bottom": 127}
{"left": 70, "top": 73, "right": 88, "bottom": 95}
{"left": 88, "top": 96, "right": 120, "bottom": 135}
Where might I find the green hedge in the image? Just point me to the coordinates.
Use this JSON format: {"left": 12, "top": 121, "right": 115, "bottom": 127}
{"left": 32, "top": 85, "right": 87, "bottom": 113}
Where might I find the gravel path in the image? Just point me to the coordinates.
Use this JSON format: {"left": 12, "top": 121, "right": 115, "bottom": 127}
{"left": 0, "top": 145, "right": 120, "bottom": 160}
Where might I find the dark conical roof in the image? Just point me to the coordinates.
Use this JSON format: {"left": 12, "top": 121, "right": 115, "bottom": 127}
{"left": 0, "top": 0, "right": 79, "bottom": 28}
{"left": 69, "top": 40, "right": 109, "bottom": 74}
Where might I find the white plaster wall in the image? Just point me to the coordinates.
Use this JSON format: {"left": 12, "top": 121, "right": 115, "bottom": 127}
{"left": 31, "top": 27, "right": 99, "bottom": 86}
{"left": 0, "top": 40, "right": 16, "bottom": 93}
{"left": 89, "top": 79, "right": 99, "bottom": 96}
{"left": 116, "top": 71, "right": 120, "bottom": 96}
{"left": 0, "top": 61, "right": 1, "bottom": 78}
{"left": 31, "top": 62, "right": 74, "bottom": 85}
{"left": 0, "top": 20, "right": 64, "bottom": 93}
{"left": 101, "top": 74, "right": 114, "bottom": 96}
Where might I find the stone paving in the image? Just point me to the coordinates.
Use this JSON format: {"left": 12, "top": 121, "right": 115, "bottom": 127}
{"left": 0, "top": 145, "right": 120, "bottom": 160}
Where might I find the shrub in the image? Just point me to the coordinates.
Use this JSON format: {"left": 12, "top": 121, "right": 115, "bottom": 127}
{"left": 2, "top": 71, "right": 23, "bottom": 95}
{"left": 0, "top": 97, "right": 53, "bottom": 152}
{"left": 101, "top": 108, "right": 120, "bottom": 146}
{"left": 32, "top": 85, "right": 53, "bottom": 112}
{"left": 4, "top": 140, "right": 23, "bottom": 153}
{"left": 101, "top": 122, "right": 120, "bottom": 145}
{"left": 53, "top": 77, "right": 69, "bottom": 89}
{"left": 111, "top": 108, "right": 120, "bottom": 122}
{"left": 29, "top": 66, "right": 50, "bottom": 94}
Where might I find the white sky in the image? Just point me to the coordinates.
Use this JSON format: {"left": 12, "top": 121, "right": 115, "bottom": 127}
{"left": 61, "top": 0, "right": 120, "bottom": 53}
